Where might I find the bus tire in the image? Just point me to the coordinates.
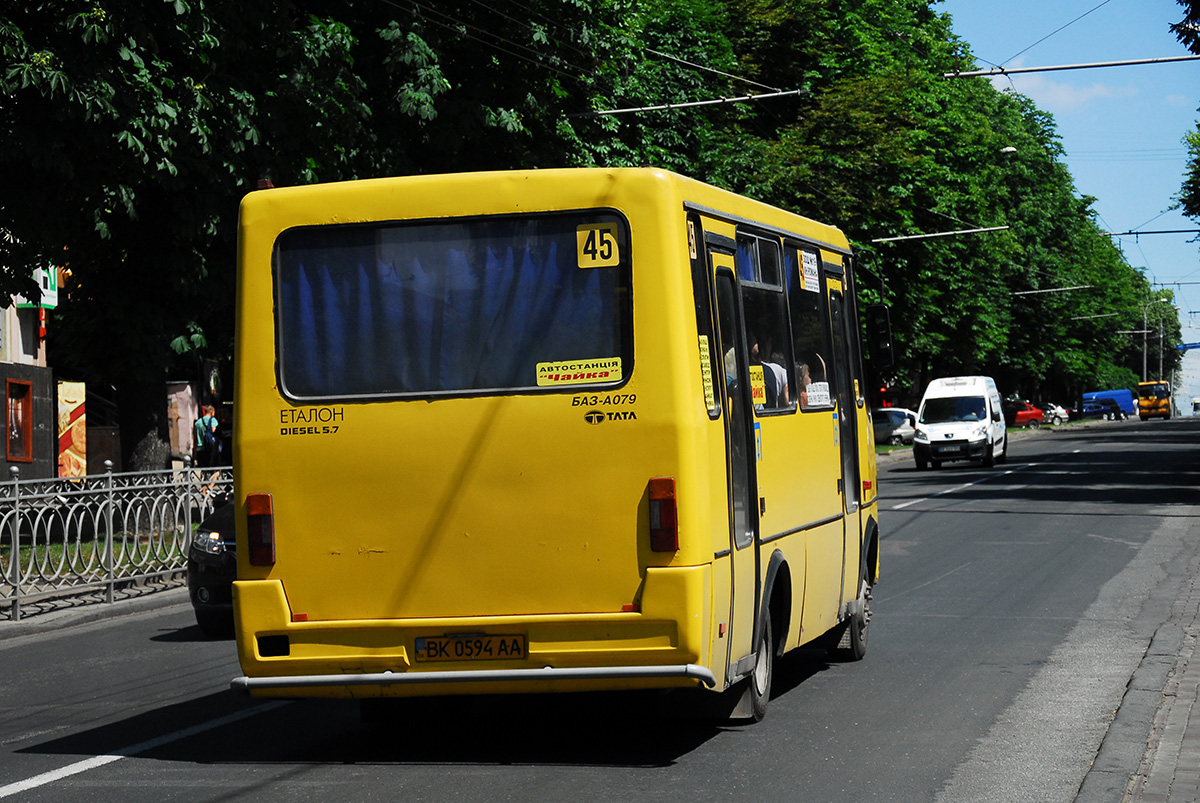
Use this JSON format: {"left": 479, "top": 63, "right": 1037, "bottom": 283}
{"left": 748, "top": 615, "right": 773, "bottom": 722}
{"left": 829, "top": 576, "right": 871, "bottom": 662}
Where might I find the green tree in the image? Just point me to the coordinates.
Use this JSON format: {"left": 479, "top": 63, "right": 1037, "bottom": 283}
{"left": 1173, "top": 1, "right": 1200, "bottom": 229}
{"left": 1, "top": 0, "right": 1178, "bottom": 472}
{"left": 1, "top": 0, "right": 606, "bottom": 469}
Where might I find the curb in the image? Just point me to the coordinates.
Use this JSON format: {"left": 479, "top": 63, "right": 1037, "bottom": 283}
{"left": 0, "top": 586, "right": 191, "bottom": 641}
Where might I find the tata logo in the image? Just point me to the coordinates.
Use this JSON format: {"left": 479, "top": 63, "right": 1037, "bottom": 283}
{"left": 584, "top": 409, "right": 605, "bottom": 425}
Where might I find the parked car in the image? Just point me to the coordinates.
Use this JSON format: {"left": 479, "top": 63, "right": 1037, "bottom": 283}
{"left": 186, "top": 500, "right": 236, "bottom": 638}
{"left": 1034, "top": 402, "right": 1069, "bottom": 425}
{"left": 872, "top": 407, "right": 916, "bottom": 445}
{"left": 1003, "top": 400, "right": 1045, "bottom": 429}
{"left": 1071, "top": 398, "right": 1126, "bottom": 421}
{"left": 1094, "top": 398, "right": 1128, "bottom": 420}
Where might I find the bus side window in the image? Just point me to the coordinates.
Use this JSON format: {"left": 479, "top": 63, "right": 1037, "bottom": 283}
{"left": 689, "top": 215, "right": 721, "bottom": 419}
{"left": 738, "top": 234, "right": 793, "bottom": 413}
{"left": 786, "top": 246, "right": 834, "bottom": 410}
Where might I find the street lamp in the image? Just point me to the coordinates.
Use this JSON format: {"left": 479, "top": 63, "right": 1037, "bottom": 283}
{"left": 1143, "top": 298, "right": 1170, "bottom": 381}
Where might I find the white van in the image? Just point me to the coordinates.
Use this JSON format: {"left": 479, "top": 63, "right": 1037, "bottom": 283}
{"left": 913, "top": 376, "right": 1007, "bottom": 469}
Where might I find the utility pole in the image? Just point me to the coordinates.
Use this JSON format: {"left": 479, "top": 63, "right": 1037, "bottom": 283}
{"left": 1143, "top": 298, "right": 1169, "bottom": 381}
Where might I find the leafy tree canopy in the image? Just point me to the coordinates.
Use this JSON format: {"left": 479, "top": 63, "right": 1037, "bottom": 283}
{"left": 0, "top": 0, "right": 1183, "bottom": 466}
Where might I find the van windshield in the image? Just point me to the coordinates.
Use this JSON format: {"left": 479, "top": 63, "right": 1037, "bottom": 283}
{"left": 921, "top": 396, "right": 987, "bottom": 424}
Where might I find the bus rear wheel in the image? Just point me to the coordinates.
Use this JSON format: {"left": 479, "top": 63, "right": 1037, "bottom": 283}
{"left": 749, "top": 616, "right": 774, "bottom": 721}
{"left": 828, "top": 575, "right": 871, "bottom": 662}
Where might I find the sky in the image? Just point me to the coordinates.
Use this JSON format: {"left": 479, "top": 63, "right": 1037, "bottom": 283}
{"left": 935, "top": 0, "right": 1200, "bottom": 408}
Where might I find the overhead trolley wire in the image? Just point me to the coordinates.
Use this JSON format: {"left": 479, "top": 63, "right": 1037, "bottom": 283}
{"left": 379, "top": 0, "right": 592, "bottom": 81}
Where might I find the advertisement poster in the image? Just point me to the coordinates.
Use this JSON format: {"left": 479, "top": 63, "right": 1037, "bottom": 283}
{"left": 57, "top": 381, "right": 85, "bottom": 478}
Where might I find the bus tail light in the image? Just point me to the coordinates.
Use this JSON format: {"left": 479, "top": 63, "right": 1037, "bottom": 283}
{"left": 246, "top": 493, "right": 275, "bottom": 566}
{"left": 648, "top": 477, "right": 678, "bottom": 552}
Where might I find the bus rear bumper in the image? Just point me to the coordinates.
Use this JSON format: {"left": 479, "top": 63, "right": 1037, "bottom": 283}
{"left": 231, "top": 663, "right": 717, "bottom": 694}
{"left": 230, "top": 566, "right": 715, "bottom": 697}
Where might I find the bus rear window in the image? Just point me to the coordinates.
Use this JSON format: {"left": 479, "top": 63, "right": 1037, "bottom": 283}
{"left": 275, "top": 213, "right": 632, "bottom": 400}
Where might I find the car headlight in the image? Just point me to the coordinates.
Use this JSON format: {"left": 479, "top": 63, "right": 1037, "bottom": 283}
{"left": 969, "top": 424, "right": 987, "bottom": 440}
{"left": 914, "top": 428, "right": 929, "bottom": 443}
{"left": 192, "top": 530, "right": 223, "bottom": 554}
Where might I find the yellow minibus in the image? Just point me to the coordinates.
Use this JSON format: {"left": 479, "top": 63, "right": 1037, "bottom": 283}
{"left": 1138, "top": 380, "right": 1172, "bottom": 420}
{"left": 230, "top": 168, "right": 890, "bottom": 721}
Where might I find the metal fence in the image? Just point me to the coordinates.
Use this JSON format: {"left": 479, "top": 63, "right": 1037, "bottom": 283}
{"left": 0, "top": 461, "right": 233, "bottom": 622}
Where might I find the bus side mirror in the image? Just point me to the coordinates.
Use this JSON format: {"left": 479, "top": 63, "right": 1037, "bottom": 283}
{"left": 865, "top": 304, "right": 894, "bottom": 370}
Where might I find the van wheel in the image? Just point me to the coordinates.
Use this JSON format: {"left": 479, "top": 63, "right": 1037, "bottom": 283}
{"left": 915, "top": 455, "right": 927, "bottom": 470}
{"left": 996, "top": 442, "right": 1008, "bottom": 464}
{"left": 983, "top": 445, "right": 995, "bottom": 468}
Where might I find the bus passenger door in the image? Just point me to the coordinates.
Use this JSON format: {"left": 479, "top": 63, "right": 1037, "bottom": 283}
{"left": 710, "top": 250, "right": 759, "bottom": 681}
{"left": 828, "top": 283, "right": 860, "bottom": 606}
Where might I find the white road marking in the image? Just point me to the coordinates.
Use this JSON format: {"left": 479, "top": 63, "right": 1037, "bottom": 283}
{"left": 892, "top": 463, "right": 1034, "bottom": 510}
{"left": 0, "top": 701, "right": 288, "bottom": 798}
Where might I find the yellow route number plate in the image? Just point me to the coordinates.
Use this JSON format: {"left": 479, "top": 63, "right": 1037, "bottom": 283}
{"left": 414, "top": 634, "right": 527, "bottom": 662}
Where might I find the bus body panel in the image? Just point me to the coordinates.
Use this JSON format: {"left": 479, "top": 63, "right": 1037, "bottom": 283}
{"left": 233, "top": 168, "right": 875, "bottom": 701}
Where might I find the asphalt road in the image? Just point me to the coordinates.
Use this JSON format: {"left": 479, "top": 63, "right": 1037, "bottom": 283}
{"left": 1, "top": 417, "right": 1197, "bottom": 802}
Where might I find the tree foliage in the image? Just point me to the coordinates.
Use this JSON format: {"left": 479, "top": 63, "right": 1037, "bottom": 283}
{"left": 1175, "top": 0, "right": 1200, "bottom": 221}
{"left": 0, "top": 0, "right": 1184, "bottom": 467}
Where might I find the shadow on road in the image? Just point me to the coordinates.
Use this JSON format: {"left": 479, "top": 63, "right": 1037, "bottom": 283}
{"left": 18, "top": 646, "right": 843, "bottom": 768}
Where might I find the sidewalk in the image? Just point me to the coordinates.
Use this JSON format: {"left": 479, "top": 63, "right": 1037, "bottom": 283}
{"left": 0, "top": 582, "right": 190, "bottom": 640}
{"left": 1106, "top": 571, "right": 1200, "bottom": 802}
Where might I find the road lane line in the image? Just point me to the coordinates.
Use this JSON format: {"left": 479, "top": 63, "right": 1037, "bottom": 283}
{"left": 891, "top": 463, "right": 1035, "bottom": 510}
{"left": 0, "top": 701, "right": 288, "bottom": 798}
{"left": 874, "top": 561, "right": 973, "bottom": 604}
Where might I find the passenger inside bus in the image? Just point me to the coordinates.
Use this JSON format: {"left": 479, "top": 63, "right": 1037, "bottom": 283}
{"left": 751, "top": 332, "right": 789, "bottom": 408}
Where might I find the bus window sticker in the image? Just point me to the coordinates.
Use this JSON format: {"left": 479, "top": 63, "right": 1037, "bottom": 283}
{"left": 698, "top": 335, "right": 716, "bottom": 410}
{"left": 576, "top": 223, "right": 620, "bottom": 268}
{"left": 537, "top": 357, "right": 623, "bottom": 387}
{"left": 806, "top": 381, "right": 832, "bottom": 406}
{"left": 801, "top": 250, "right": 821, "bottom": 293}
{"left": 748, "top": 365, "right": 767, "bottom": 407}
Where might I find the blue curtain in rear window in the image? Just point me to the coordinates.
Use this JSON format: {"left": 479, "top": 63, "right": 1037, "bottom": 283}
{"left": 276, "top": 215, "right": 628, "bottom": 399}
